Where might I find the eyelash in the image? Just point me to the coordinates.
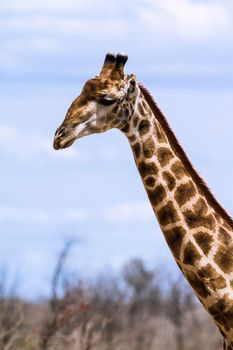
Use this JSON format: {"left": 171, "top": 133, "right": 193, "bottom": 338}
{"left": 99, "top": 97, "right": 117, "bottom": 106}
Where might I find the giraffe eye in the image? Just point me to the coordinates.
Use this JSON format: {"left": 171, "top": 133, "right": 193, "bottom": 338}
{"left": 99, "top": 97, "right": 117, "bottom": 106}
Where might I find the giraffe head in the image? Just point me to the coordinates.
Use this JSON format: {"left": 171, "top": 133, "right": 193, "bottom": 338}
{"left": 53, "top": 52, "right": 138, "bottom": 150}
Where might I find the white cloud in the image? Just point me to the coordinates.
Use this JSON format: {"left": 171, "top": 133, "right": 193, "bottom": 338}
{"left": 139, "top": 0, "right": 233, "bottom": 41}
{"left": 0, "top": 0, "right": 233, "bottom": 82}
{"left": 102, "top": 201, "right": 154, "bottom": 223}
{"left": 1, "top": 0, "right": 232, "bottom": 41}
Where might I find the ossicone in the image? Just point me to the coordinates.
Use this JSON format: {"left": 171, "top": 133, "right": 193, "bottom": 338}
{"left": 116, "top": 52, "right": 128, "bottom": 68}
{"left": 111, "top": 52, "right": 128, "bottom": 80}
{"left": 99, "top": 52, "right": 116, "bottom": 77}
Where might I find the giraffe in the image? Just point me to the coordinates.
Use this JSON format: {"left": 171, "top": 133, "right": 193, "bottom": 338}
{"left": 53, "top": 52, "right": 233, "bottom": 349}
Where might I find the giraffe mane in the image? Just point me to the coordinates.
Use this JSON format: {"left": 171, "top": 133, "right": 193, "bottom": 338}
{"left": 139, "top": 82, "right": 233, "bottom": 229}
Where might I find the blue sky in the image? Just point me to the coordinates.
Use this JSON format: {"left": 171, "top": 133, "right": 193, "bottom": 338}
{"left": 0, "top": 0, "right": 233, "bottom": 299}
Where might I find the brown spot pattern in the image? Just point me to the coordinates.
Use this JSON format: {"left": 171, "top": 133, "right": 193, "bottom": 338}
{"left": 193, "top": 232, "right": 213, "bottom": 255}
{"left": 121, "top": 122, "right": 130, "bottom": 133}
{"left": 138, "top": 161, "right": 158, "bottom": 178}
{"left": 183, "top": 198, "right": 215, "bottom": 230}
{"left": 148, "top": 185, "right": 166, "bottom": 207}
{"left": 132, "top": 142, "right": 141, "bottom": 158}
{"left": 171, "top": 161, "right": 186, "bottom": 179}
{"left": 133, "top": 115, "right": 139, "bottom": 127}
{"left": 157, "top": 147, "right": 174, "bottom": 167}
{"left": 157, "top": 201, "right": 180, "bottom": 226}
{"left": 214, "top": 247, "right": 233, "bottom": 274}
{"left": 174, "top": 181, "right": 197, "bottom": 206}
{"left": 143, "top": 137, "right": 155, "bottom": 158}
{"left": 128, "top": 135, "right": 136, "bottom": 143}
{"left": 208, "top": 297, "right": 233, "bottom": 331}
{"left": 163, "top": 226, "right": 186, "bottom": 260}
{"left": 145, "top": 176, "right": 156, "bottom": 188}
{"left": 112, "top": 105, "right": 119, "bottom": 114}
{"left": 138, "top": 119, "right": 151, "bottom": 136}
{"left": 218, "top": 227, "right": 232, "bottom": 247}
{"left": 185, "top": 270, "right": 211, "bottom": 299}
{"left": 183, "top": 241, "right": 201, "bottom": 265}
{"left": 198, "top": 264, "right": 227, "bottom": 291}
{"left": 163, "top": 171, "right": 176, "bottom": 191}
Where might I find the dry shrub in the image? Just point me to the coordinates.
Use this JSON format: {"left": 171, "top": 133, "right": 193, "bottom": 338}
{"left": 0, "top": 253, "right": 222, "bottom": 350}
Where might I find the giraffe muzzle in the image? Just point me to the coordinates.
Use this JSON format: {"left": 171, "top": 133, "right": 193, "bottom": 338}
{"left": 53, "top": 124, "right": 77, "bottom": 150}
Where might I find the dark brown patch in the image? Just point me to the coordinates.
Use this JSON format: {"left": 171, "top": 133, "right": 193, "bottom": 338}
{"left": 139, "top": 84, "right": 233, "bottom": 230}
{"left": 185, "top": 270, "right": 211, "bottom": 299}
{"left": 157, "top": 201, "right": 180, "bottom": 226}
{"left": 112, "top": 105, "right": 119, "bottom": 114}
{"left": 124, "top": 108, "right": 130, "bottom": 118}
{"left": 138, "top": 161, "right": 158, "bottom": 178}
{"left": 133, "top": 115, "right": 139, "bottom": 128}
{"left": 183, "top": 198, "right": 215, "bottom": 230}
{"left": 132, "top": 142, "right": 141, "bottom": 158}
{"left": 218, "top": 227, "right": 232, "bottom": 247}
{"left": 171, "top": 160, "right": 186, "bottom": 179}
{"left": 198, "top": 264, "right": 227, "bottom": 291}
{"left": 231, "top": 280, "right": 233, "bottom": 289}
{"left": 148, "top": 185, "right": 166, "bottom": 207}
{"left": 145, "top": 176, "right": 156, "bottom": 188}
{"left": 208, "top": 297, "right": 233, "bottom": 331}
{"left": 193, "top": 232, "right": 213, "bottom": 255}
{"left": 163, "top": 226, "right": 186, "bottom": 260}
{"left": 157, "top": 147, "right": 174, "bottom": 167}
{"left": 143, "top": 137, "right": 155, "bottom": 159}
{"left": 121, "top": 122, "right": 130, "bottom": 133}
{"left": 128, "top": 135, "right": 136, "bottom": 143}
{"left": 194, "top": 197, "right": 208, "bottom": 215}
{"left": 183, "top": 241, "right": 201, "bottom": 265}
{"left": 163, "top": 171, "right": 176, "bottom": 191}
{"left": 214, "top": 247, "right": 233, "bottom": 274}
{"left": 138, "top": 119, "right": 151, "bottom": 136}
{"left": 174, "top": 181, "right": 197, "bottom": 206}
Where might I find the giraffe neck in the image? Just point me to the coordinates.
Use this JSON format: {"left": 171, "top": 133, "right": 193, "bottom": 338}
{"left": 123, "top": 86, "right": 233, "bottom": 346}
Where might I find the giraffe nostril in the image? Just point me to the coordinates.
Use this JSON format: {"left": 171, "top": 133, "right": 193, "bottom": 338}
{"left": 55, "top": 126, "right": 67, "bottom": 139}
{"left": 55, "top": 123, "right": 78, "bottom": 139}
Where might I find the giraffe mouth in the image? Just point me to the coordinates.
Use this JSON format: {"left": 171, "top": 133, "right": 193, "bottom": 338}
{"left": 53, "top": 136, "right": 76, "bottom": 150}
